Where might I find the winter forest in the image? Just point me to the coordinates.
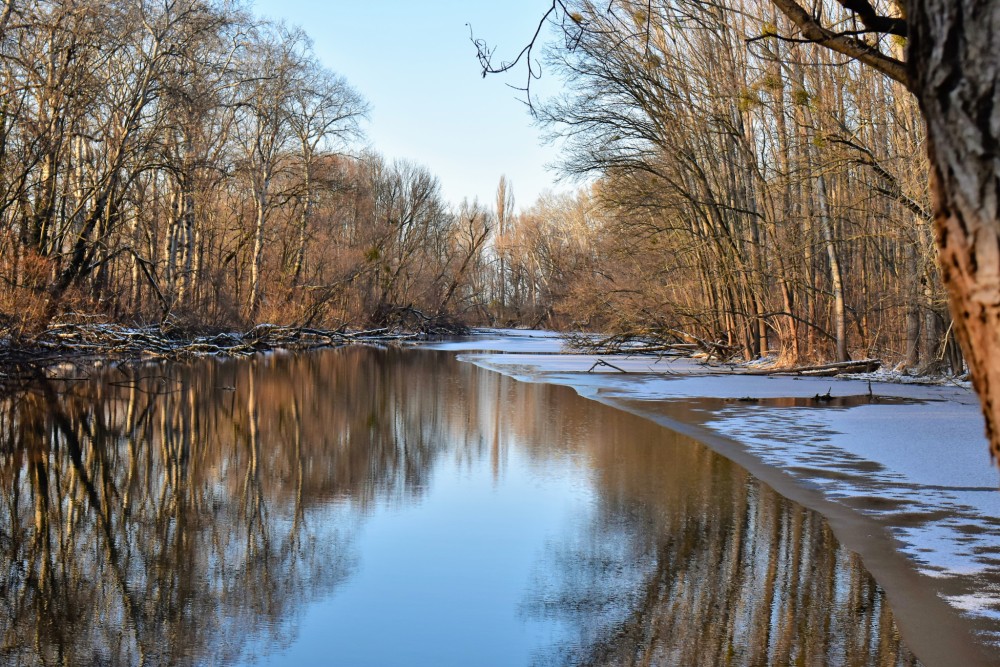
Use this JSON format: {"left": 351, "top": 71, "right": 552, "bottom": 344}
{"left": 6, "top": 2, "right": 1000, "bottom": 664}
{"left": 0, "top": 0, "right": 964, "bottom": 371}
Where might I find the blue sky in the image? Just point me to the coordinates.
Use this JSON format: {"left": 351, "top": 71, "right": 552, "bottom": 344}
{"left": 251, "top": 0, "right": 567, "bottom": 211}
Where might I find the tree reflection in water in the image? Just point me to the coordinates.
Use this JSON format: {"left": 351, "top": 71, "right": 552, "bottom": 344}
{"left": 0, "top": 348, "right": 452, "bottom": 665}
{"left": 0, "top": 347, "right": 918, "bottom": 666}
{"left": 519, "top": 406, "right": 917, "bottom": 666}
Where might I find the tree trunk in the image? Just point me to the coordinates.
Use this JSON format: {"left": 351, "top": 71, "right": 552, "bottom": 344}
{"left": 249, "top": 185, "right": 267, "bottom": 320}
{"left": 293, "top": 152, "right": 312, "bottom": 287}
{"left": 779, "top": 274, "right": 800, "bottom": 363}
{"left": 816, "top": 174, "right": 849, "bottom": 362}
{"left": 163, "top": 188, "right": 180, "bottom": 303}
{"left": 909, "top": 0, "right": 1000, "bottom": 458}
{"left": 904, "top": 240, "right": 921, "bottom": 368}
{"left": 178, "top": 186, "right": 195, "bottom": 304}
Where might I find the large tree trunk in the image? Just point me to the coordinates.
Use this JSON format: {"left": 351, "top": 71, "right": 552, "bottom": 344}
{"left": 909, "top": 0, "right": 1000, "bottom": 458}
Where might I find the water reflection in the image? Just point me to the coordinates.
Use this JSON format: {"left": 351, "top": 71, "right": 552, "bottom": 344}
{"left": 0, "top": 348, "right": 917, "bottom": 666}
{"left": 521, "top": 408, "right": 915, "bottom": 666}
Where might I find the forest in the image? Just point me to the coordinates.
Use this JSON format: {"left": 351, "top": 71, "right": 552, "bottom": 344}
{"left": 0, "top": 0, "right": 967, "bottom": 372}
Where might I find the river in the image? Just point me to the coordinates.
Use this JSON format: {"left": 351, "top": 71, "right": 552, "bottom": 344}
{"left": 0, "top": 343, "right": 954, "bottom": 665}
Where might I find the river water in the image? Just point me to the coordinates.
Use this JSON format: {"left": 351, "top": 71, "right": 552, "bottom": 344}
{"left": 0, "top": 346, "right": 920, "bottom": 665}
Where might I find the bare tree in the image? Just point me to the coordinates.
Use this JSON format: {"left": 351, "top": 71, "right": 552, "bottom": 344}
{"left": 476, "top": 0, "right": 1000, "bottom": 460}
{"left": 232, "top": 22, "right": 306, "bottom": 320}
{"left": 287, "top": 65, "right": 367, "bottom": 287}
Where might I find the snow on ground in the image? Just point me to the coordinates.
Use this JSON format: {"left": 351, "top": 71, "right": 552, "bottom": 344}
{"left": 422, "top": 331, "right": 1000, "bottom": 638}
{"left": 429, "top": 328, "right": 569, "bottom": 353}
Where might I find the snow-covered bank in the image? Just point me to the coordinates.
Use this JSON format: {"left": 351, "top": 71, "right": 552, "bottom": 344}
{"left": 425, "top": 329, "right": 1000, "bottom": 653}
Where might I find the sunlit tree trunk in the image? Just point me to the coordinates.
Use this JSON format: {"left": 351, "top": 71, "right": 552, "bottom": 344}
{"left": 248, "top": 172, "right": 270, "bottom": 319}
{"left": 909, "top": 0, "right": 1000, "bottom": 457}
{"left": 816, "top": 174, "right": 849, "bottom": 361}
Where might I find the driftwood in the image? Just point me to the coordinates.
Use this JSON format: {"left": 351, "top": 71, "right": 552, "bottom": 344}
{"left": 0, "top": 323, "right": 421, "bottom": 371}
{"left": 741, "top": 358, "right": 882, "bottom": 376}
{"left": 565, "top": 330, "right": 731, "bottom": 359}
{"left": 41, "top": 322, "right": 420, "bottom": 357}
{"left": 372, "top": 305, "right": 470, "bottom": 336}
{"left": 587, "top": 359, "right": 628, "bottom": 373}
{"left": 667, "top": 330, "right": 740, "bottom": 360}
{"left": 0, "top": 321, "right": 444, "bottom": 387}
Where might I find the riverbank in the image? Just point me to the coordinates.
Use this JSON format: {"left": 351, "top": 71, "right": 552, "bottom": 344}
{"left": 0, "top": 320, "right": 450, "bottom": 384}
{"left": 423, "top": 329, "right": 1000, "bottom": 666}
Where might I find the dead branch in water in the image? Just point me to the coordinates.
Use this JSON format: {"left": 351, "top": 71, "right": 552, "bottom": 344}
{"left": 587, "top": 359, "right": 628, "bottom": 373}
{"left": 0, "top": 323, "right": 431, "bottom": 384}
{"left": 372, "top": 305, "right": 471, "bottom": 336}
{"left": 32, "top": 322, "right": 421, "bottom": 360}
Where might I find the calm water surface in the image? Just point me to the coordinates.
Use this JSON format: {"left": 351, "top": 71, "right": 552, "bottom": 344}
{"left": 0, "top": 347, "right": 917, "bottom": 666}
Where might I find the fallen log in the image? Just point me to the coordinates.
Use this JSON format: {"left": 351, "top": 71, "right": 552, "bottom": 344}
{"left": 565, "top": 330, "right": 716, "bottom": 357}
{"left": 741, "top": 359, "right": 882, "bottom": 376}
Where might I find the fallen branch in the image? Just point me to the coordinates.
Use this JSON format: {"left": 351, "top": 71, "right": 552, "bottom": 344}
{"left": 565, "top": 330, "right": 716, "bottom": 357}
{"left": 587, "top": 359, "right": 628, "bottom": 373}
{"left": 0, "top": 322, "right": 425, "bottom": 373}
{"left": 741, "top": 359, "right": 882, "bottom": 376}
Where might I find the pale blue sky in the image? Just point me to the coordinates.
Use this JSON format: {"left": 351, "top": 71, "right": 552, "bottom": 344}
{"left": 251, "top": 0, "right": 566, "bottom": 211}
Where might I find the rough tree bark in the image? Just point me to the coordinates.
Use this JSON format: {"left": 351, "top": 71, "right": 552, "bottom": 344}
{"left": 908, "top": 0, "right": 1000, "bottom": 458}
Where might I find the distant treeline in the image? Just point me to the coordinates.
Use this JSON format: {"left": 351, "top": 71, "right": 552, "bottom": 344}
{"left": 480, "top": 0, "right": 959, "bottom": 372}
{"left": 0, "top": 0, "right": 959, "bottom": 370}
{"left": 0, "top": 0, "right": 494, "bottom": 335}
